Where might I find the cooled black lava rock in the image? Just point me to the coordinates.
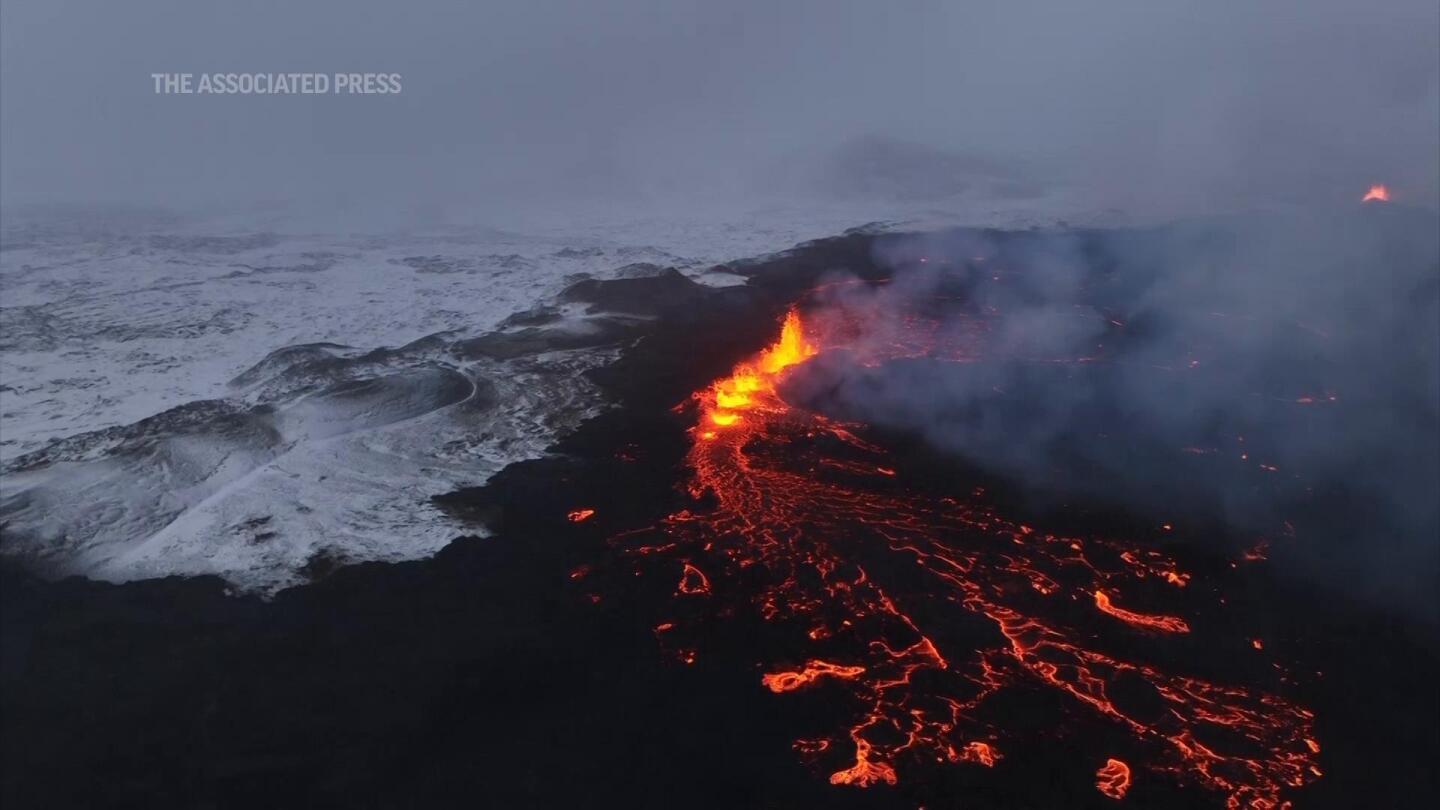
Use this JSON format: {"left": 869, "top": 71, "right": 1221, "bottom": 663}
{"left": 559, "top": 267, "right": 704, "bottom": 316}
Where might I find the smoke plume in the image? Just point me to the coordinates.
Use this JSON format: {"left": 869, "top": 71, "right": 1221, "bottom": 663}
{"left": 788, "top": 206, "right": 1439, "bottom": 615}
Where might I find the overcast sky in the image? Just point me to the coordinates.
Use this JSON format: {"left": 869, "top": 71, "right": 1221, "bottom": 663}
{"left": 2, "top": 0, "right": 1437, "bottom": 214}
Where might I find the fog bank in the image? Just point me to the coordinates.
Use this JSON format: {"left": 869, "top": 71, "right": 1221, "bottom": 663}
{"left": 3, "top": 0, "right": 1436, "bottom": 218}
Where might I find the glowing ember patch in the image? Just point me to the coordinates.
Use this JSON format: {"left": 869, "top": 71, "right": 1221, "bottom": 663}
{"left": 677, "top": 563, "right": 711, "bottom": 595}
{"left": 567, "top": 508, "right": 596, "bottom": 523}
{"left": 1094, "top": 590, "right": 1191, "bottom": 633}
{"left": 957, "top": 741, "right": 999, "bottom": 767}
{"left": 762, "top": 660, "right": 866, "bottom": 693}
{"left": 829, "top": 738, "right": 898, "bottom": 786}
{"left": 1361, "top": 184, "right": 1390, "bottom": 202}
{"left": 1096, "top": 758, "right": 1132, "bottom": 799}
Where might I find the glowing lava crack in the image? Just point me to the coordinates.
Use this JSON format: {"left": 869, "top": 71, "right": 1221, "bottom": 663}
{"left": 610, "top": 309, "right": 1320, "bottom": 808}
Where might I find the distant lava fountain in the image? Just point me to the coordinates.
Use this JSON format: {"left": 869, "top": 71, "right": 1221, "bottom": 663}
{"left": 612, "top": 307, "right": 1321, "bottom": 808}
{"left": 1361, "top": 184, "right": 1391, "bottom": 202}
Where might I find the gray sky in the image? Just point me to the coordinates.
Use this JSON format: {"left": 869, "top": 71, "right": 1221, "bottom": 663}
{"left": 2, "top": 0, "right": 1437, "bottom": 213}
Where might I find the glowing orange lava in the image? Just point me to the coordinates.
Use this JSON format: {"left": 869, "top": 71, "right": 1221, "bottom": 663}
{"left": 958, "top": 741, "right": 999, "bottom": 767}
{"left": 763, "top": 660, "right": 867, "bottom": 693}
{"left": 1097, "top": 758, "right": 1132, "bottom": 799}
{"left": 1361, "top": 184, "right": 1390, "bottom": 202}
{"left": 702, "top": 309, "right": 816, "bottom": 432}
{"left": 829, "top": 736, "right": 898, "bottom": 786}
{"left": 614, "top": 307, "right": 1320, "bottom": 808}
{"left": 567, "top": 508, "right": 596, "bottom": 523}
{"left": 677, "top": 563, "right": 711, "bottom": 595}
{"left": 1094, "top": 590, "right": 1192, "bottom": 633}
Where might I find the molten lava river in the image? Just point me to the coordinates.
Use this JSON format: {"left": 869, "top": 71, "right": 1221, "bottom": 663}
{"left": 607, "top": 309, "right": 1322, "bottom": 809}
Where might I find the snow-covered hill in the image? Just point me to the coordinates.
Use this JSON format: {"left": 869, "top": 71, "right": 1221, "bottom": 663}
{"left": 0, "top": 200, "right": 1086, "bottom": 591}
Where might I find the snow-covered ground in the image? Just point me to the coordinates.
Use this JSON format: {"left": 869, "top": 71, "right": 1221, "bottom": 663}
{"left": 0, "top": 197, "right": 1093, "bottom": 592}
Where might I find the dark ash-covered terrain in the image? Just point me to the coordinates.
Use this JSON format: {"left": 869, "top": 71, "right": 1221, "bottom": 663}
{"left": 2, "top": 224, "right": 1437, "bottom": 809}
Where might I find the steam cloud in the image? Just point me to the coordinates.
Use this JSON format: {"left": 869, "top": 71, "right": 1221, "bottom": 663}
{"left": 790, "top": 207, "right": 1439, "bottom": 615}
{"left": 2, "top": 0, "right": 1437, "bottom": 217}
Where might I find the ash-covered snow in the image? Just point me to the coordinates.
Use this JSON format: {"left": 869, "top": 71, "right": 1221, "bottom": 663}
{"left": 0, "top": 199, "right": 1091, "bottom": 592}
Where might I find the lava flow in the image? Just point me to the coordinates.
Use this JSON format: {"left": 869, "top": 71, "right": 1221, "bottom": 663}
{"left": 1098, "top": 758, "right": 1133, "bottom": 800}
{"left": 613, "top": 307, "right": 1321, "bottom": 808}
{"left": 1361, "top": 184, "right": 1391, "bottom": 202}
{"left": 1093, "top": 590, "right": 1191, "bottom": 634}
